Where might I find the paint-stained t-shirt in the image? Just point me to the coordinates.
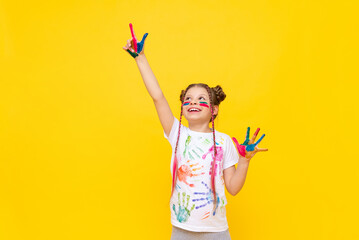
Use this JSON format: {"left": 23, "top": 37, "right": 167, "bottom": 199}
{"left": 164, "top": 117, "right": 239, "bottom": 232}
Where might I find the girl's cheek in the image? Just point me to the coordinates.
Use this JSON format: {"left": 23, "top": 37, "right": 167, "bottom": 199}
{"left": 199, "top": 102, "right": 209, "bottom": 108}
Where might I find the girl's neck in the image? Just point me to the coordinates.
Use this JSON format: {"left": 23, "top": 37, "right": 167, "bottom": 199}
{"left": 188, "top": 122, "right": 212, "bottom": 133}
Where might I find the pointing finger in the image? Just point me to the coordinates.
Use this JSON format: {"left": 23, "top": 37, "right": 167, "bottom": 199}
{"left": 129, "top": 23, "right": 138, "bottom": 52}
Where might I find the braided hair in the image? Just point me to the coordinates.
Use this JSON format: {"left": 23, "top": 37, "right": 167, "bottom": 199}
{"left": 170, "top": 83, "right": 226, "bottom": 213}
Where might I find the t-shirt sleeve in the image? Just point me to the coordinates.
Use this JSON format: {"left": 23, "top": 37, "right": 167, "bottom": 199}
{"left": 163, "top": 117, "right": 180, "bottom": 148}
{"left": 223, "top": 134, "right": 239, "bottom": 169}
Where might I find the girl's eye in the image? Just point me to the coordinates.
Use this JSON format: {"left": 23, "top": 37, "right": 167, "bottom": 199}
{"left": 200, "top": 97, "right": 205, "bottom": 100}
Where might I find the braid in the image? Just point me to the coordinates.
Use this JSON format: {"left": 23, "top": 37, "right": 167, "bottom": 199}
{"left": 170, "top": 88, "right": 190, "bottom": 200}
{"left": 205, "top": 86, "right": 218, "bottom": 213}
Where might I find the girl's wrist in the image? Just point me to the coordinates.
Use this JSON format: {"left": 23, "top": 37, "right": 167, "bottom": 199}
{"left": 238, "top": 158, "right": 251, "bottom": 165}
{"left": 135, "top": 53, "right": 146, "bottom": 62}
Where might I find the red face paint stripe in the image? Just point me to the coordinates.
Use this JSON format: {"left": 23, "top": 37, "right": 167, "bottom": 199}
{"left": 199, "top": 103, "right": 209, "bottom": 108}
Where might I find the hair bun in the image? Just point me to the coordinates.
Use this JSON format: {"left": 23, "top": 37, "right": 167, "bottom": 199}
{"left": 212, "top": 85, "right": 226, "bottom": 104}
{"left": 179, "top": 89, "right": 186, "bottom": 102}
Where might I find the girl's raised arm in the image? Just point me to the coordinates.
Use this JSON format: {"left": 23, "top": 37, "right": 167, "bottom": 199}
{"left": 123, "top": 24, "right": 174, "bottom": 137}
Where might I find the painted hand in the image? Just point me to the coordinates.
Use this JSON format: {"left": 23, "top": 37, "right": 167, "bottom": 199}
{"left": 173, "top": 192, "right": 195, "bottom": 223}
{"left": 122, "top": 23, "right": 148, "bottom": 59}
{"left": 232, "top": 127, "right": 268, "bottom": 162}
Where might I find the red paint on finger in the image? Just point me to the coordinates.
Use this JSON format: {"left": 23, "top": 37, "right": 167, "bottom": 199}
{"left": 254, "top": 128, "right": 260, "bottom": 137}
{"left": 129, "top": 23, "right": 138, "bottom": 52}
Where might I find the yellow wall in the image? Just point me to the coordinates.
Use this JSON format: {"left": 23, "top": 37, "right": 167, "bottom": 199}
{"left": 1, "top": 1, "right": 358, "bottom": 239}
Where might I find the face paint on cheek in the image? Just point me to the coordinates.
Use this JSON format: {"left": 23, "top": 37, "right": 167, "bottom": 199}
{"left": 183, "top": 101, "right": 190, "bottom": 106}
{"left": 199, "top": 102, "right": 209, "bottom": 108}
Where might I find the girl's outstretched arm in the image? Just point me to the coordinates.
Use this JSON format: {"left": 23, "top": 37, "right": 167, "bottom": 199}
{"left": 123, "top": 26, "right": 174, "bottom": 137}
{"left": 135, "top": 55, "right": 174, "bottom": 137}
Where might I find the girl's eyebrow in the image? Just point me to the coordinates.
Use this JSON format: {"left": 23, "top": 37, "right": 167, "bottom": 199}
{"left": 185, "top": 94, "right": 207, "bottom": 97}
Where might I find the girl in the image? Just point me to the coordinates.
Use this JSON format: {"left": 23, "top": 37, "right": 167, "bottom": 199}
{"left": 123, "top": 24, "right": 268, "bottom": 240}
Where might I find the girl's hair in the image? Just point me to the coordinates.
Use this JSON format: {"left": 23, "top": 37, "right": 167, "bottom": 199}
{"left": 170, "top": 83, "right": 226, "bottom": 212}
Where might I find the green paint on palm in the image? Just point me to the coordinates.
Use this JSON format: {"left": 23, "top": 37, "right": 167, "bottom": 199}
{"left": 126, "top": 49, "right": 138, "bottom": 58}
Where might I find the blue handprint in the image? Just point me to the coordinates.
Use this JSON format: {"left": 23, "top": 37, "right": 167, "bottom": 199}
{"left": 173, "top": 192, "right": 195, "bottom": 223}
{"left": 192, "top": 181, "right": 220, "bottom": 216}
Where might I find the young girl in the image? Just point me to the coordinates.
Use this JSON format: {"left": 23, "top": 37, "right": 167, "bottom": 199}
{"left": 123, "top": 24, "right": 268, "bottom": 240}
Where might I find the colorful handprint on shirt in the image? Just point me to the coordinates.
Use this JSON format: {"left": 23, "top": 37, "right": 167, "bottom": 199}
{"left": 177, "top": 162, "right": 205, "bottom": 187}
{"left": 183, "top": 136, "right": 192, "bottom": 156}
{"left": 183, "top": 136, "right": 205, "bottom": 160}
{"left": 202, "top": 145, "right": 224, "bottom": 177}
{"left": 201, "top": 197, "right": 226, "bottom": 220}
{"left": 192, "top": 181, "right": 220, "bottom": 216}
{"left": 173, "top": 192, "right": 195, "bottom": 223}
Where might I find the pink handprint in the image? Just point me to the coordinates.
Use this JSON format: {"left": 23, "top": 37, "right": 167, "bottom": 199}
{"left": 202, "top": 145, "right": 223, "bottom": 177}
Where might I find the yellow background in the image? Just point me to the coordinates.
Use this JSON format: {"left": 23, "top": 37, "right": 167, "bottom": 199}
{"left": 1, "top": 0, "right": 358, "bottom": 239}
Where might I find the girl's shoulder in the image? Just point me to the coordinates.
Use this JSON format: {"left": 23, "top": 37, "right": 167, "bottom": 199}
{"left": 214, "top": 130, "right": 234, "bottom": 146}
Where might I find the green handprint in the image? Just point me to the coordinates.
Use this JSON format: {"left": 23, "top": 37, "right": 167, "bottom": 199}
{"left": 183, "top": 136, "right": 192, "bottom": 156}
{"left": 183, "top": 136, "right": 205, "bottom": 160}
{"left": 173, "top": 192, "right": 195, "bottom": 223}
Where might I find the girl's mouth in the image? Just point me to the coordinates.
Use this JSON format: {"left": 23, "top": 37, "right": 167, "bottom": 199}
{"left": 188, "top": 107, "right": 201, "bottom": 113}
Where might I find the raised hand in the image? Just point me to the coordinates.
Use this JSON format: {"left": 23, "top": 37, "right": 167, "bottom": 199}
{"left": 232, "top": 127, "right": 268, "bottom": 162}
{"left": 123, "top": 23, "right": 148, "bottom": 59}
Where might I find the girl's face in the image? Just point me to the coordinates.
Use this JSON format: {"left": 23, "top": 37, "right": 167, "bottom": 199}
{"left": 182, "top": 86, "right": 218, "bottom": 123}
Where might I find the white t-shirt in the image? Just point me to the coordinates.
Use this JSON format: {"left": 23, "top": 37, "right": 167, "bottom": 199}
{"left": 164, "top": 117, "right": 239, "bottom": 232}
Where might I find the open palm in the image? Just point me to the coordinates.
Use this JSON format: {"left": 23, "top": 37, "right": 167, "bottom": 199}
{"left": 232, "top": 127, "right": 268, "bottom": 162}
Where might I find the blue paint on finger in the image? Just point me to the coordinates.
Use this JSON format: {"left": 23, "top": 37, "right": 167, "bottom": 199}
{"left": 136, "top": 33, "right": 148, "bottom": 53}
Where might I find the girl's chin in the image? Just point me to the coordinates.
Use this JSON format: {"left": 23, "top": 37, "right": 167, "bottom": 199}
{"left": 184, "top": 115, "right": 210, "bottom": 121}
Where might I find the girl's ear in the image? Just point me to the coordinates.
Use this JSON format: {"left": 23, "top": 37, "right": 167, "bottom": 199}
{"left": 213, "top": 105, "right": 219, "bottom": 116}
